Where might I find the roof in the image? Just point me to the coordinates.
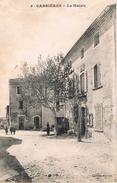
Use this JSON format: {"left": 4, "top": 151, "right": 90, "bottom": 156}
{"left": 9, "top": 78, "right": 24, "bottom": 85}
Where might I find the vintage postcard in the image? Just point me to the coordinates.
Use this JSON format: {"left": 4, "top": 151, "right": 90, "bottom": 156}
{"left": 0, "top": 0, "right": 116, "bottom": 183}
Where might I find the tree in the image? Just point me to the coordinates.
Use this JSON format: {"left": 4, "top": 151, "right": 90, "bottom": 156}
{"left": 21, "top": 54, "right": 73, "bottom": 135}
{"left": 72, "top": 73, "right": 82, "bottom": 142}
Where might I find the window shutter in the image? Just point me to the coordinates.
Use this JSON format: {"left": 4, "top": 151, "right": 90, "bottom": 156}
{"left": 79, "top": 74, "right": 81, "bottom": 93}
{"left": 76, "top": 74, "right": 79, "bottom": 96}
{"left": 73, "top": 74, "right": 76, "bottom": 96}
{"left": 94, "top": 104, "right": 103, "bottom": 131}
{"left": 97, "top": 64, "right": 101, "bottom": 86}
{"left": 84, "top": 71, "right": 88, "bottom": 92}
{"left": 86, "top": 71, "right": 88, "bottom": 91}
{"left": 91, "top": 67, "right": 94, "bottom": 89}
{"left": 19, "top": 86, "right": 22, "bottom": 94}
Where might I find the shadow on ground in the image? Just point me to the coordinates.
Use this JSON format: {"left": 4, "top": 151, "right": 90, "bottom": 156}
{"left": 40, "top": 132, "right": 77, "bottom": 139}
{"left": 0, "top": 137, "right": 32, "bottom": 183}
{"left": 40, "top": 132, "right": 93, "bottom": 144}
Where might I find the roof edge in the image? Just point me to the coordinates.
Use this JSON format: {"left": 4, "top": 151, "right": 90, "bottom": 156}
{"left": 63, "top": 4, "right": 116, "bottom": 62}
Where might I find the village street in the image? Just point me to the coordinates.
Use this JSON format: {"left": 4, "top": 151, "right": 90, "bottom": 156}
{"left": 0, "top": 130, "right": 116, "bottom": 183}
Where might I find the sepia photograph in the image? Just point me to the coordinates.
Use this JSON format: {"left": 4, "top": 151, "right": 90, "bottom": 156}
{"left": 0, "top": 0, "right": 117, "bottom": 183}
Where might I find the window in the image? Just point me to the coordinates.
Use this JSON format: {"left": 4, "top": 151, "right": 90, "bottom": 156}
{"left": 56, "top": 101, "right": 60, "bottom": 111}
{"left": 93, "top": 64, "right": 101, "bottom": 89}
{"left": 74, "top": 74, "right": 79, "bottom": 96}
{"left": 81, "top": 48, "right": 84, "bottom": 59}
{"left": 79, "top": 70, "right": 88, "bottom": 94}
{"left": 94, "top": 65, "right": 98, "bottom": 88}
{"left": 16, "top": 86, "right": 22, "bottom": 94}
{"left": 94, "top": 32, "right": 100, "bottom": 47}
{"left": 86, "top": 71, "right": 88, "bottom": 92}
{"left": 80, "top": 73, "right": 85, "bottom": 92}
{"left": 88, "top": 114, "right": 93, "bottom": 127}
{"left": 19, "top": 101, "right": 23, "bottom": 109}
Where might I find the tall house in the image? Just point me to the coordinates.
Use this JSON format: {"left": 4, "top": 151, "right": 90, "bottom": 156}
{"left": 9, "top": 78, "right": 55, "bottom": 130}
{"left": 9, "top": 78, "right": 42, "bottom": 130}
{"left": 63, "top": 4, "right": 116, "bottom": 139}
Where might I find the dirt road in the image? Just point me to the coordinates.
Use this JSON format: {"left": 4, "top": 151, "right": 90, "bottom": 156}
{"left": 0, "top": 130, "right": 116, "bottom": 183}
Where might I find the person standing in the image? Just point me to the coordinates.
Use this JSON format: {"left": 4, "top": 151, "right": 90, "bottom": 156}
{"left": 47, "top": 122, "right": 50, "bottom": 136}
{"left": 13, "top": 127, "right": 16, "bottom": 135}
{"left": 5, "top": 126, "right": 8, "bottom": 135}
{"left": 10, "top": 127, "right": 13, "bottom": 135}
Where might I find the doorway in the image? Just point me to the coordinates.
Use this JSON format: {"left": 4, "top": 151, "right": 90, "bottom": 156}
{"left": 56, "top": 117, "right": 69, "bottom": 134}
{"left": 34, "top": 116, "right": 40, "bottom": 129}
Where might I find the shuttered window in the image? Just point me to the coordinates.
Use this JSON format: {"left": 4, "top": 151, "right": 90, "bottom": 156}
{"left": 79, "top": 71, "right": 88, "bottom": 93}
{"left": 19, "top": 101, "right": 23, "bottom": 109}
{"left": 16, "top": 86, "right": 22, "bottom": 94}
{"left": 80, "top": 73, "right": 85, "bottom": 92}
{"left": 73, "top": 73, "right": 79, "bottom": 96}
{"left": 94, "top": 64, "right": 98, "bottom": 88}
{"left": 93, "top": 64, "right": 102, "bottom": 89}
{"left": 88, "top": 114, "right": 93, "bottom": 127}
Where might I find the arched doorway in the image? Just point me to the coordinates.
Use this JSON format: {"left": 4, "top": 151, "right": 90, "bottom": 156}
{"left": 34, "top": 116, "right": 40, "bottom": 129}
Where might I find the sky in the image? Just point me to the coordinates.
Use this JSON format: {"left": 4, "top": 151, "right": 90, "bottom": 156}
{"left": 0, "top": 0, "right": 115, "bottom": 117}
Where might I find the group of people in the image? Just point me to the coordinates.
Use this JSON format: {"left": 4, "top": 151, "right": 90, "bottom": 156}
{"left": 5, "top": 123, "right": 52, "bottom": 136}
{"left": 5, "top": 126, "right": 16, "bottom": 135}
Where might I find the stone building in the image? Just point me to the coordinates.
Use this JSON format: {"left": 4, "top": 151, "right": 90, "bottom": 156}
{"left": 9, "top": 78, "right": 42, "bottom": 130}
{"left": 9, "top": 4, "right": 116, "bottom": 137}
{"left": 0, "top": 117, "right": 7, "bottom": 128}
{"left": 9, "top": 78, "right": 36, "bottom": 130}
{"left": 9, "top": 78, "right": 55, "bottom": 130}
{"left": 6, "top": 105, "right": 10, "bottom": 126}
{"left": 63, "top": 4, "right": 116, "bottom": 139}
{"left": 9, "top": 78, "right": 54, "bottom": 130}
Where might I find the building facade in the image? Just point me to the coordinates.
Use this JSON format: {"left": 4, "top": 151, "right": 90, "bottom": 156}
{"left": 9, "top": 4, "right": 116, "bottom": 137}
{"left": 9, "top": 78, "right": 56, "bottom": 130}
{"left": 63, "top": 4, "right": 116, "bottom": 139}
{"left": 9, "top": 78, "right": 42, "bottom": 130}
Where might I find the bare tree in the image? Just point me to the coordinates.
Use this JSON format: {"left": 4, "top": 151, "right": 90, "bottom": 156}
{"left": 21, "top": 54, "right": 73, "bottom": 135}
